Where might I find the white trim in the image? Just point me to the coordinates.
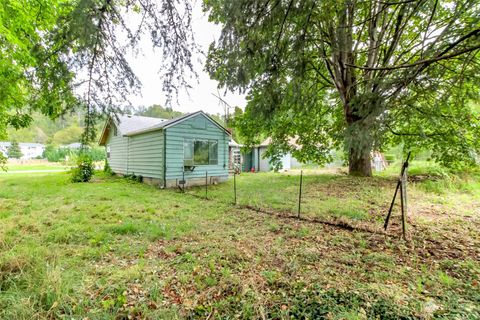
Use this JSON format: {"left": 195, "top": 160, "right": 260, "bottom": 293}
{"left": 125, "top": 111, "right": 231, "bottom": 137}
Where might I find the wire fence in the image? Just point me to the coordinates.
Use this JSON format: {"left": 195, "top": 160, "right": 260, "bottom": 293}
{"left": 178, "top": 161, "right": 412, "bottom": 238}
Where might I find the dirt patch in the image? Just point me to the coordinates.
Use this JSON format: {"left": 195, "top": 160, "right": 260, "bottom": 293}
{"left": 145, "top": 239, "right": 179, "bottom": 260}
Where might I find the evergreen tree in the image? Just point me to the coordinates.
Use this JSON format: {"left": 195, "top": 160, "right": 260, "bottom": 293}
{"left": 1, "top": 0, "right": 197, "bottom": 144}
{"left": 7, "top": 141, "right": 23, "bottom": 159}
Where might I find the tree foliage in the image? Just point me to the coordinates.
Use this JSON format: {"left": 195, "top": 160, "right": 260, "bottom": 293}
{"left": 52, "top": 126, "right": 84, "bottom": 145}
{"left": 1, "top": 0, "right": 197, "bottom": 144}
{"left": 135, "top": 105, "right": 184, "bottom": 119}
{"left": 205, "top": 0, "right": 480, "bottom": 175}
{"left": 43, "top": 144, "right": 105, "bottom": 162}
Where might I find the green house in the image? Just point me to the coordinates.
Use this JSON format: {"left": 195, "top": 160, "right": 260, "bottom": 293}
{"left": 99, "top": 111, "right": 231, "bottom": 187}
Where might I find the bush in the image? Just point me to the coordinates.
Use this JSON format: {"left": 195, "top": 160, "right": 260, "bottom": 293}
{"left": 103, "top": 159, "right": 114, "bottom": 176}
{"left": 71, "top": 154, "right": 95, "bottom": 183}
{"left": 43, "top": 145, "right": 71, "bottom": 162}
{"left": 44, "top": 145, "right": 106, "bottom": 163}
{"left": 384, "top": 154, "right": 396, "bottom": 162}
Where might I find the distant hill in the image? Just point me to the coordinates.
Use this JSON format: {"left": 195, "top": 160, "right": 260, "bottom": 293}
{"left": 5, "top": 105, "right": 229, "bottom": 145}
{"left": 6, "top": 111, "right": 85, "bottom": 145}
{"left": 135, "top": 105, "right": 184, "bottom": 119}
{"left": 135, "top": 105, "right": 227, "bottom": 127}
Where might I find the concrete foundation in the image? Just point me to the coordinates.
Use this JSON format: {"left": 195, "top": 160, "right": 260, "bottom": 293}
{"left": 114, "top": 173, "right": 228, "bottom": 189}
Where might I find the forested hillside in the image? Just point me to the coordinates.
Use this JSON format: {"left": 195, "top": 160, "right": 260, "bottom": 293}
{"left": 5, "top": 112, "right": 85, "bottom": 144}
{"left": 5, "top": 105, "right": 228, "bottom": 144}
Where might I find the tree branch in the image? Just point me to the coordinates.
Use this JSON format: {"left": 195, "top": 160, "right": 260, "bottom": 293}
{"left": 347, "top": 43, "right": 480, "bottom": 70}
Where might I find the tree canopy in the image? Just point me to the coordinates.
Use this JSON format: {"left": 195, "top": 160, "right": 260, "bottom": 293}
{"left": 135, "top": 105, "right": 184, "bottom": 119}
{"left": 205, "top": 0, "right": 480, "bottom": 175}
{"left": 0, "top": 0, "right": 197, "bottom": 154}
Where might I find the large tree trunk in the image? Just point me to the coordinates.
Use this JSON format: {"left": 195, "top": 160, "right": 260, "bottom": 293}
{"left": 348, "top": 147, "right": 372, "bottom": 176}
{"left": 345, "top": 103, "right": 373, "bottom": 177}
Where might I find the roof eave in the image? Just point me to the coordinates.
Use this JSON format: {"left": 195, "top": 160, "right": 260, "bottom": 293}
{"left": 124, "top": 127, "right": 164, "bottom": 137}
{"left": 161, "top": 111, "right": 231, "bottom": 136}
{"left": 98, "top": 119, "right": 111, "bottom": 146}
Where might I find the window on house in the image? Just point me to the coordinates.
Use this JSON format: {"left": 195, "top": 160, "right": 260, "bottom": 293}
{"left": 209, "top": 141, "right": 218, "bottom": 165}
{"left": 183, "top": 139, "right": 218, "bottom": 166}
{"left": 183, "top": 140, "right": 194, "bottom": 166}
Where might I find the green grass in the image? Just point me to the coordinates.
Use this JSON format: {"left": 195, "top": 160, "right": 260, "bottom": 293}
{"left": 1, "top": 163, "right": 69, "bottom": 172}
{"left": 0, "top": 169, "right": 479, "bottom": 319}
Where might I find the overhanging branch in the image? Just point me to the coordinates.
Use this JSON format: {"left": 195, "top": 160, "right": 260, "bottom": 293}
{"left": 347, "top": 43, "right": 480, "bottom": 71}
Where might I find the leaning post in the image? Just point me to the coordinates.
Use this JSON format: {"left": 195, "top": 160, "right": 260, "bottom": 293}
{"left": 298, "top": 170, "right": 303, "bottom": 218}
{"left": 401, "top": 165, "right": 408, "bottom": 240}
{"left": 383, "top": 151, "right": 411, "bottom": 237}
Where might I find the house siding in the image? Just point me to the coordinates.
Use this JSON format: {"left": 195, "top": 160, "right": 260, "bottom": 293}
{"left": 106, "top": 128, "right": 128, "bottom": 174}
{"left": 127, "top": 131, "right": 164, "bottom": 179}
{"left": 165, "top": 114, "right": 229, "bottom": 182}
{"left": 258, "top": 146, "right": 271, "bottom": 172}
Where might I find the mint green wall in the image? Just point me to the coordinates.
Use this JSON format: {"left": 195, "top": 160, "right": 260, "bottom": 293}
{"left": 105, "top": 113, "right": 229, "bottom": 183}
{"left": 165, "top": 114, "right": 229, "bottom": 181}
{"left": 105, "top": 126, "right": 164, "bottom": 179}
{"left": 127, "top": 131, "right": 164, "bottom": 179}
{"left": 106, "top": 128, "right": 128, "bottom": 174}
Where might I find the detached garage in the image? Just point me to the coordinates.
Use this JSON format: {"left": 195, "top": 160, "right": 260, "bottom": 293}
{"left": 99, "top": 111, "right": 230, "bottom": 187}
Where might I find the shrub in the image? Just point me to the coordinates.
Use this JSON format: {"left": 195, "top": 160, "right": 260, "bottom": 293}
{"left": 71, "top": 154, "right": 95, "bottom": 183}
{"left": 44, "top": 145, "right": 106, "bottom": 163}
{"left": 384, "top": 154, "right": 396, "bottom": 162}
{"left": 103, "top": 159, "right": 114, "bottom": 176}
{"left": 43, "top": 145, "right": 70, "bottom": 162}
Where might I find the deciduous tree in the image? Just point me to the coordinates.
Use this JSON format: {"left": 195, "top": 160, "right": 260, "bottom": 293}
{"left": 205, "top": 0, "right": 480, "bottom": 175}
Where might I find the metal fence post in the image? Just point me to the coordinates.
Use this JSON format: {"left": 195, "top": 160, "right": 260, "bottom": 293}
{"left": 233, "top": 172, "right": 237, "bottom": 205}
{"left": 298, "top": 170, "right": 303, "bottom": 218}
{"left": 384, "top": 152, "right": 411, "bottom": 235}
{"left": 401, "top": 169, "right": 408, "bottom": 240}
{"left": 205, "top": 171, "right": 208, "bottom": 200}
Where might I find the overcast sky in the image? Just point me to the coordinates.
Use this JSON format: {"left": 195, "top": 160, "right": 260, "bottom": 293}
{"left": 126, "top": 1, "right": 246, "bottom": 115}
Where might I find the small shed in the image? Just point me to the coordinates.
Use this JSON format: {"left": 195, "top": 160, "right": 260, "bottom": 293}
{"left": 243, "top": 137, "right": 303, "bottom": 172}
{"left": 99, "top": 111, "right": 230, "bottom": 187}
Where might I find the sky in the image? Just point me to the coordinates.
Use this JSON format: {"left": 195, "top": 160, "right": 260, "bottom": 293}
{"left": 126, "top": 1, "right": 246, "bottom": 116}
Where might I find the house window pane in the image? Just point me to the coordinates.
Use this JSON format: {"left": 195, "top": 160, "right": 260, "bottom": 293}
{"left": 184, "top": 139, "right": 194, "bottom": 166}
{"left": 194, "top": 140, "right": 209, "bottom": 165}
{"left": 209, "top": 141, "right": 218, "bottom": 165}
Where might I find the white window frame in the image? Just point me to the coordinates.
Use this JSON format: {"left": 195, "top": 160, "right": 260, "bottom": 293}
{"left": 183, "top": 138, "right": 219, "bottom": 166}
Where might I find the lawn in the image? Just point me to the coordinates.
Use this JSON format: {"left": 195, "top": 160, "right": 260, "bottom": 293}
{"left": 0, "top": 167, "right": 479, "bottom": 319}
{"left": 1, "top": 163, "right": 69, "bottom": 172}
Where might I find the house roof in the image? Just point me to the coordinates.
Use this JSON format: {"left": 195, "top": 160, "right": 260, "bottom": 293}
{"left": 0, "top": 142, "right": 45, "bottom": 147}
{"left": 64, "top": 142, "right": 82, "bottom": 149}
{"left": 117, "top": 115, "right": 168, "bottom": 135}
{"left": 229, "top": 139, "right": 242, "bottom": 147}
{"left": 99, "top": 111, "right": 230, "bottom": 145}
